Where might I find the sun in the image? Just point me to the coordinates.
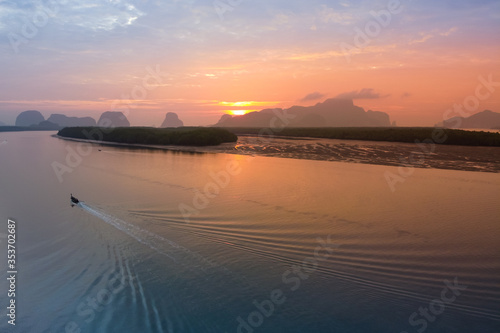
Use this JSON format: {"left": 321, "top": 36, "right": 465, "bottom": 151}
{"left": 219, "top": 101, "right": 279, "bottom": 116}
{"left": 230, "top": 110, "right": 248, "bottom": 116}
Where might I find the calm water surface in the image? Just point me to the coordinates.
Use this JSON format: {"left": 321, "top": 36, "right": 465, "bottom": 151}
{"left": 0, "top": 131, "right": 499, "bottom": 333}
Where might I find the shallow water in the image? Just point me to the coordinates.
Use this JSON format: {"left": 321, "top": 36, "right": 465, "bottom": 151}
{"left": 0, "top": 131, "right": 499, "bottom": 332}
{"left": 216, "top": 135, "right": 500, "bottom": 172}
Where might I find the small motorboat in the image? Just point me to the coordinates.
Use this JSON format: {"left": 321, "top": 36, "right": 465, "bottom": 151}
{"left": 70, "top": 193, "right": 80, "bottom": 206}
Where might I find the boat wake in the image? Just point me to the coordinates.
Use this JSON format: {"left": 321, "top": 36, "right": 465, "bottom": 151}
{"left": 68, "top": 202, "right": 253, "bottom": 332}
{"left": 77, "top": 202, "right": 229, "bottom": 275}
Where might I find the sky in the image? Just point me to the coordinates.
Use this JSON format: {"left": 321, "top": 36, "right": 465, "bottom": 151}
{"left": 0, "top": 0, "right": 499, "bottom": 126}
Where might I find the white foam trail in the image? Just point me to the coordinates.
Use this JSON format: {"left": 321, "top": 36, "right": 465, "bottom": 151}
{"left": 123, "top": 255, "right": 138, "bottom": 304}
{"left": 78, "top": 203, "right": 222, "bottom": 271}
{"left": 79, "top": 202, "right": 182, "bottom": 261}
{"left": 77, "top": 202, "right": 256, "bottom": 298}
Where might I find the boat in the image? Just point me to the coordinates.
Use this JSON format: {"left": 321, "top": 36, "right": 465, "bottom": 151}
{"left": 70, "top": 193, "right": 80, "bottom": 206}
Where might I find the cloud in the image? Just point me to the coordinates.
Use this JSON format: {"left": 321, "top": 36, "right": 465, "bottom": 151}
{"left": 58, "top": 1, "right": 144, "bottom": 31}
{"left": 409, "top": 34, "right": 433, "bottom": 45}
{"left": 401, "top": 92, "right": 411, "bottom": 98}
{"left": 440, "top": 27, "right": 458, "bottom": 37}
{"left": 316, "top": 5, "right": 353, "bottom": 25}
{"left": 0, "top": 0, "right": 144, "bottom": 33}
{"left": 410, "top": 27, "right": 459, "bottom": 45}
{"left": 300, "top": 92, "right": 326, "bottom": 102}
{"left": 335, "top": 88, "right": 388, "bottom": 100}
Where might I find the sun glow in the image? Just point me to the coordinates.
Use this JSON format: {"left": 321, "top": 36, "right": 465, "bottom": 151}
{"left": 218, "top": 100, "right": 280, "bottom": 117}
{"left": 218, "top": 101, "right": 279, "bottom": 107}
{"left": 229, "top": 110, "right": 249, "bottom": 116}
{"left": 219, "top": 101, "right": 254, "bottom": 107}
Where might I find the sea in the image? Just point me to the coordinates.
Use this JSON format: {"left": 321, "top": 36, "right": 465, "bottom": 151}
{"left": 0, "top": 130, "right": 498, "bottom": 333}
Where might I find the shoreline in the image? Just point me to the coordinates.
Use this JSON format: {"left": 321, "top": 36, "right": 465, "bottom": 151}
{"left": 53, "top": 134, "right": 229, "bottom": 153}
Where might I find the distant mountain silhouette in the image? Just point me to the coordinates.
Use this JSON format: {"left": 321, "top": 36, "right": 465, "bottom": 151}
{"left": 214, "top": 98, "right": 391, "bottom": 127}
{"left": 15, "top": 110, "right": 45, "bottom": 126}
{"left": 98, "top": 111, "right": 130, "bottom": 127}
{"left": 443, "top": 110, "right": 500, "bottom": 129}
{"left": 48, "top": 114, "right": 96, "bottom": 127}
{"left": 34, "top": 120, "right": 60, "bottom": 130}
{"left": 0, "top": 121, "right": 6, "bottom": 126}
{"left": 161, "top": 112, "right": 184, "bottom": 128}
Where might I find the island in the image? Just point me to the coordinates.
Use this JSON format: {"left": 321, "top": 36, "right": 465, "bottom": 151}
{"left": 57, "top": 126, "right": 238, "bottom": 146}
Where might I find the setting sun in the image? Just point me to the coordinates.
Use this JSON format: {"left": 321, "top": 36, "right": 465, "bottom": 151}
{"left": 219, "top": 101, "right": 279, "bottom": 117}
{"left": 229, "top": 110, "right": 248, "bottom": 116}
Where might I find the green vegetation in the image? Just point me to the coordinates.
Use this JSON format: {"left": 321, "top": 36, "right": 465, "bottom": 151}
{"left": 222, "top": 127, "right": 500, "bottom": 147}
{"left": 57, "top": 126, "right": 238, "bottom": 146}
{"left": 0, "top": 126, "right": 59, "bottom": 132}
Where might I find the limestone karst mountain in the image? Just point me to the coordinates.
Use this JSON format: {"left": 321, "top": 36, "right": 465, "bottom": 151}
{"left": 160, "top": 112, "right": 184, "bottom": 128}
{"left": 15, "top": 110, "right": 45, "bottom": 127}
{"left": 98, "top": 111, "right": 130, "bottom": 127}
{"left": 47, "top": 114, "right": 97, "bottom": 127}
{"left": 214, "top": 98, "right": 391, "bottom": 127}
{"left": 443, "top": 110, "right": 500, "bottom": 129}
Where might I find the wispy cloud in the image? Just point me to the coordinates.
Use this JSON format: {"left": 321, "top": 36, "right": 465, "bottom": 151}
{"left": 440, "top": 27, "right": 458, "bottom": 36}
{"left": 316, "top": 5, "right": 354, "bottom": 25}
{"left": 0, "top": 0, "right": 144, "bottom": 33}
{"left": 300, "top": 92, "right": 326, "bottom": 102}
{"left": 409, "top": 33, "right": 433, "bottom": 45}
{"left": 336, "top": 88, "right": 389, "bottom": 100}
{"left": 409, "top": 27, "right": 459, "bottom": 44}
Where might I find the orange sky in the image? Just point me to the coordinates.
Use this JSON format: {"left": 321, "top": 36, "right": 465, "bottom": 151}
{"left": 1, "top": 0, "right": 499, "bottom": 126}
